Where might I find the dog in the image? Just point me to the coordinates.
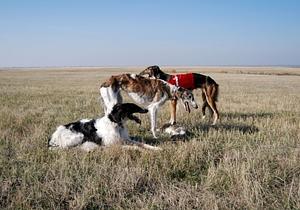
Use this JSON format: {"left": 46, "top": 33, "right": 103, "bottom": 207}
{"left": 160, "top": 123, "right": 187, "bottom": 138}
{"left": 48, "top": 103, "right": 161, "bottom": 151}
{"left": 139, "top": 66, "right": 219, "bottom": 125}
{"left": 100, "top": 73, "right": 198, "bottom": 138}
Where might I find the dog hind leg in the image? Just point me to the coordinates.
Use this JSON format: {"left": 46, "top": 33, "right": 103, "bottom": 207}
{"left": 201, "top": 94, "right": 213, "bottom": 119}
{"left": 201, "top": 91, "right": 208, "bottom": 119}
{"left": 204, "top": 86, "right": 219, "bottom": 125}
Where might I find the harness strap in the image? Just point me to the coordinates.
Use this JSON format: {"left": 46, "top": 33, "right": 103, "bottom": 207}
{"left": 174, "top": 75, "right": 179, "bottom": 86}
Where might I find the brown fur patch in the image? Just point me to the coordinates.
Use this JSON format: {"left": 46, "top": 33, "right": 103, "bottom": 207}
{"left": 101, "top": 74, "right": 173, "bottom": 101}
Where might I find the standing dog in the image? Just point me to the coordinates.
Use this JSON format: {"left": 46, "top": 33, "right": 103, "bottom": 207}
{"left": 139, "top": 66, "right": 219, "bottom": 125}
{"left": 100, "top": 74, "right": 198, "bottom": 138}
{"left": 48, "top": 103, "right": 161, "bottom": 151}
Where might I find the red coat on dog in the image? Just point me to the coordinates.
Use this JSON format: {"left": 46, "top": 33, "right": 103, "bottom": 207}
{"left": 167, "top": 73, "right": 196, "bottom": 90}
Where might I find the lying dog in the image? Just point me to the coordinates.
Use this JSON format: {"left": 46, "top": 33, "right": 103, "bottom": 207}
{"left": 100, "top": 74, "right": 198, "bottom": 138}
{"left": 139, "top": 66, "right": 219, "bottom": 125}
{"left": 48, "top": 103, "right": 161, "bottom": 151}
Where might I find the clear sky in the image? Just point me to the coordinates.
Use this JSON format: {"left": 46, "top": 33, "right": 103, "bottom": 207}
{"left": 0, "top": 0, "right": 299, "bottom": 67}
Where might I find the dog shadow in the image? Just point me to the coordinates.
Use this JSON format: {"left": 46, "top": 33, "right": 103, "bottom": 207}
{"left": 130, "top": 131, "right": 192, "bottom": 145}
{"left": 192, "top": 122, "right": 259, "bottom": 134}
{"left": 131, "top": 112, "right": 269, "bottom": 144}
{"left": 131, "top": 122, "right": 258, "bottom": 145}
{"left": 222, "top": 112, "right": 274, "bottom": 120}
{"left": 132, "top": 123, "right": 259, "bottom": 145}
{"left": 186, "top": 111, "right": 274, "bottom": 135}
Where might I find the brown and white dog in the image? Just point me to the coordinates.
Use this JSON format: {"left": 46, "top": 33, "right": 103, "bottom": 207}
{"left": 139, "top": 66, "right": 219, "bottom": 125}
{"left": 100, "top": 74, "right": 198, "bottom": 138}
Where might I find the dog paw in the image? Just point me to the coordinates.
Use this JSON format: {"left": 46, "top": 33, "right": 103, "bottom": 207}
{"left": 151, "top": 129, "right": 159, "bottom": 139}
{"left": 169, "top": 120, "right": 176, "bottom": 125}
{"left": 212, "top": 118, "right": 218, "bottom": 125}
{"left": 154, "top": 146, "right": 162, "bottom": 151}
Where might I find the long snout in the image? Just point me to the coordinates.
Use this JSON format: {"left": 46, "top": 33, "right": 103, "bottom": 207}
{"left": 138, "top": 70, "right": 146, "bottom": 76}
{"left": 133, "top": 107, "right": 148, "bottom": 114}
{"left": 139, "top": 108, "right": 148, "bottom": 113}
{"left": 191, "top": 101, "right": 198, "bottom": 109}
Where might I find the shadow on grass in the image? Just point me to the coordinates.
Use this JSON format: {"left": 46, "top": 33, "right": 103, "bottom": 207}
{"left": 135, "top": 122, "right": 259, "bottom": 144}
{"left": 169, "top": 121, "right": 259, "bottom": 143}
{"left": 132, "top": 112, "right": 265, "bottom": 144}
{"left": 192, "top": 122, "right": 259, "bottom": 134}
{"left": 134, "top": 130, "right": 195, "bottom": 145}
{"left": 223, "top": 112, "right": 274, "bottom": 120}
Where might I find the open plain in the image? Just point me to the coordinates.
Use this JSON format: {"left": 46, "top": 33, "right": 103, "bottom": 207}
{"left": 0, "top": 67, "right": 299, "bottom": 209}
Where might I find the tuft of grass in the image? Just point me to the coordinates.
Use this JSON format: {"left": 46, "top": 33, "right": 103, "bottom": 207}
{"left": 0, "top": 68, "right": 299, "bottom": 209}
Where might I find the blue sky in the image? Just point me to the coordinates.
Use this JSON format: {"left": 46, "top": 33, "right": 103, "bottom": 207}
{"left": 0, "top": 0, "right": 299, "bottom": 67}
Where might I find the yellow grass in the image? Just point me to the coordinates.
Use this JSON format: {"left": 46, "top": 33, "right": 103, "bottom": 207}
{"left": 0, "top": 67, "right": 299, "bottom": 209}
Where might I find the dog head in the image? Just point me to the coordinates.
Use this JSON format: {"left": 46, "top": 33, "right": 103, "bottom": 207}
{"left": 139, "top": 65, "right": 163, "bottom": 79}
{"left": 100, "top": 75, "right": 122, "bottom": 92}
{"left": 108, "top": 103, "right": 148, "bottom": 126}
{"left": 174, "top": 87, "right": 198, "bottom": 113}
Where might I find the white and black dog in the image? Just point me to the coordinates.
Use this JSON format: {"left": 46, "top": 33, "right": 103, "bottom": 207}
{"left": 48, "top": 103, "right": 161, "bottom": 151}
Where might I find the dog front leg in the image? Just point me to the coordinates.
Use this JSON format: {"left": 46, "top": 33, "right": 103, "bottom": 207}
{"left": 169, "top": 99, "right": 177, "bottom": 125}
{"left": 124, "top": 139, "right": 161, "bottom": 151}
{"left": 149, "top": 106, "right": 158, "bottom": 138}
{"left": 99, "top": 87, "right": 109, "bottom": 114}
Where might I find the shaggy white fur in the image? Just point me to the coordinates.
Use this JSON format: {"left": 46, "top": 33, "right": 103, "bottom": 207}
{"left": 48, "top": 103, "right": 161, "bottom": 151}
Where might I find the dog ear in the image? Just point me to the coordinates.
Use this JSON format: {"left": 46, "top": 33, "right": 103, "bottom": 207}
{"left": 101, "top": 76, "right": 120, "bottom": 91}
{"left": 109, "top": 104, "right": 123, "bottom": 125}
{"left": 118, "top": 74, "right": 131, "bottom": 86}
{"left": 109, "top": 76, "right": 120, "bottom": 92}
{"left": 100, "top": 79, "right": 111, "bottom": 88}
{"left": 172, "top": 86, "right": 184, "bottom": 99}
{"left": 140, "top": 66, "right": 161, "bottom": 78}
{"left": 177, "top": 87, "right": 184, "bottom": 92}
{"left": 152, "top": 66, "right": 161, "bottom": 78}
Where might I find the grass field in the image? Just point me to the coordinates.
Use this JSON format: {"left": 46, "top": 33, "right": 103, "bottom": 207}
{"left": 0, "top": 67, "right": 299, "bottom": 209}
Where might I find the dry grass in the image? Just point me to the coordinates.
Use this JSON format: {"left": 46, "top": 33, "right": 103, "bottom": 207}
{"left": 0, "top": 67, "right": 299, "bottom": 209}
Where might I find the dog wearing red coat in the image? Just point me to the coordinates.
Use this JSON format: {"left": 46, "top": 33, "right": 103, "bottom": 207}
{"left": 139, "top": 66, "right": 219, "bottom": 125}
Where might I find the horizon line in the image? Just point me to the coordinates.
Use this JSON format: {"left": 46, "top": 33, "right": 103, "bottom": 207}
{"left": 1, "top": 64, "right": 300, "bottom": 69}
